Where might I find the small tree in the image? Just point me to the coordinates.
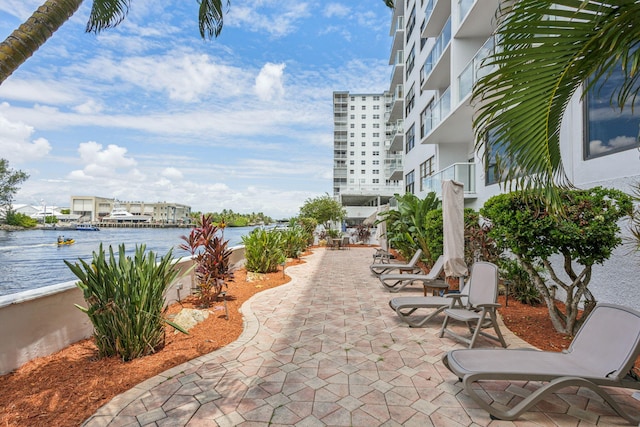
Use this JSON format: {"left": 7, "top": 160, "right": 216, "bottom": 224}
{"left": 299, "top": 194, "right": 346, "bottom": 230}
{"left": 0, "top": 158, "right": 28, "bottom": 212}
{"left": 481, "top": 187, "right": 633, "bottom": 334}
{"left": 179, "top": 214, "right": 233, "bottom": 306}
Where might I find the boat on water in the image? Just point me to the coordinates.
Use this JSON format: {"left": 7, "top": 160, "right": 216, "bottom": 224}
{"left": 76, "top": 224, "right": 100, "bottom": 231}
{"left": 56, "top": 238, "right": 75, "bottom": 246}
{"left": 102, "top": 204, "right": 152, "bottom": 223}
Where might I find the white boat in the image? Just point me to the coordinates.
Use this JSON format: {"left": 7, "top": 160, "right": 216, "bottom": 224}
{"left": 76, "top": 224, "right": 100, "bottom": 231}
{"left": 102, "top": 204, "right": 151, "bottom": 223}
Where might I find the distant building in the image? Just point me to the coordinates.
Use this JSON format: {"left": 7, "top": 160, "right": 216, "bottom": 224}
{"left": 332, "top": 91, "right": 405, "bottom": 226}
{"left": 69, "top": 196, "right": 192, "bottom": 224}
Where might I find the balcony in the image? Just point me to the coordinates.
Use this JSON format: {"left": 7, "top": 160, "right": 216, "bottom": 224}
{"left": 390, "top": 15, "right": 405, "bottom": 54}
{"left": 458, "top": 0, "right": 474, "bottom": 24}
{"left": 388, "top": 120, "right": 404, "bottom": 152}
{"left": 420, "top": 17, "right": 451, "bottom": 89}
{"left": 458, "top": 36, "right": 495, "bottom": 102}
{"left": 385, "top": 153, "right": 404, "bottom": 181}
{"left": 422, "top": 87, "right": 451, "bottom": 140}
{"left": 422, "top": 163, "right": 476, "bottom": 197}
{"left": 422, "top": 0, "right": 451, "bottom": 38}
{"left": 389, "top": 50, "right": 404, "bottom": 87}
{"left": 457, "top": 0, "right": 499, "bottom": 38}
{"left": 388, "top": 85, "right": 404, "bottom": 122}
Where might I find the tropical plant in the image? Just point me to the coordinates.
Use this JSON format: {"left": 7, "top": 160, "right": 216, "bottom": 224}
{"left": 0, "top": 159, "right": 28, "bottom": 210}
{"left": 4, "top": 210, "right": 37, "bottom": 227}
{"left": 351, "top": 224, "right": 371, "bottom": 244}
{"left": 473, "top": 1, "right": 640, "bottom": 209}
{"left": 378, "top": 192, "right": 440, "bottom": 263}
{"left": 295, "top": 216, "right": 318, "bottom": 245}
{"left": 279, "top": 225, "right": 308, "bottom": 259}
{"left": 498, "top": 257, "right": 542, "bottom": 306}
{"left": 481, "top": 187, "right": 633, "bottom": 334}
{"left": 65, "top": 244, "right": 187, "bottom": 361}
{"left": 179, "top": 213, "right": 233, "bottom": 306}
{"left": 299, "top": 194, "right": 346, "bottom": 230}
{"left": 242, "top": 228, "right": 286, "bottom": 273}
{"left": 423, "top": 208, "right": 501, "bottom": 267}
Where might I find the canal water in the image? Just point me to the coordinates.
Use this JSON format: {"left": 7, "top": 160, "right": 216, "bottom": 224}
{"left": 0, "top": 226, "right": 256, "bottom": 297}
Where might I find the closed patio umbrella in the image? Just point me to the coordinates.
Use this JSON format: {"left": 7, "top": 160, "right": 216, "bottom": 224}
{"left": 442, "top": 180, "right": 468, "bottom": 288}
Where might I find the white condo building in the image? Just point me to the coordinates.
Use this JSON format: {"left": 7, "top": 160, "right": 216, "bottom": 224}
{"left": 333, "top": 91, "right": 404, "bottom": 225}
{"left": 386, "top": 0, "right": 640, "bottom": 308}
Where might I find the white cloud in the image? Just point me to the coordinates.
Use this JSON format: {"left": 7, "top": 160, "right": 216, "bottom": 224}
{"left": 324, "top": 4, "right": 350, "bottom": 18}
{"left": 161, "top": 167, "right": 183, "bottom": 180}
{"left": 589, "top": 135, "right": 637, "bottom": 155}
{"left": 0, "top": 114, "right": 51, "bottom": 163}
{"left": 228, "top": 2, "right": 311, "bottom": 38}
{"left": 73, "top": 99, "right": 104, "bottom": 115}
{"left": 255, "top": 63, "right": 286, "bottom": 101}
{"left": 0, "top": 79, "right": 78, "bottom": 104}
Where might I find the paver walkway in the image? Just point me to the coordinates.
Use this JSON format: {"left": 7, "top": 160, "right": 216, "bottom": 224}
{"left": 84, "top": 248, "right": 639, "bottom": 426}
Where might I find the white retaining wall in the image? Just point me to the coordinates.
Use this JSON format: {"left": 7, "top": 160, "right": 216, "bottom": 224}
{"left": 0, "top": 246, "right": 245, "bottom": 375}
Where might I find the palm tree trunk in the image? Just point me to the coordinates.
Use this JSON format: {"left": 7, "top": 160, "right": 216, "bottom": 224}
{"left": 0, "top": 0, "right": 83, "bottom": 85}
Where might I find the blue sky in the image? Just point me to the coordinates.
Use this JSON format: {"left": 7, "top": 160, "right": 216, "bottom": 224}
{"left": 0, "top": 0, "right": 391, "bottom": 218}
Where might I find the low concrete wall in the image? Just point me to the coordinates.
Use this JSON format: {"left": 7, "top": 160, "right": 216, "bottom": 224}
{"left": 0, "top": 245, "right": 245, "bottom": 376}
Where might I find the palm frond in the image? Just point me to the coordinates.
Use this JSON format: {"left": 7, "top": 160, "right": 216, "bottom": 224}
{"left": 86, "top": 0, "right": 131, "bottom": 33}
{"left": 199, "top": 0, "right": 230, "bottom": 39}
{"left": 473, "top": 0, "right": 640, "bottom": 209}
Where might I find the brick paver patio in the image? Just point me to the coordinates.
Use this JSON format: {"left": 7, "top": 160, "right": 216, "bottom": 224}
{"left": 83, "top": 247, "right": 639, "bottom": 426}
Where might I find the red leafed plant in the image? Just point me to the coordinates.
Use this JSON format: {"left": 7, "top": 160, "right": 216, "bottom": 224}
{"left": 179, "top": 214, "right": 233, "bottom": 306}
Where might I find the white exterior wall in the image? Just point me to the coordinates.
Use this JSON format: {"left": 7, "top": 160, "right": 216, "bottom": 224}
{"left": 391, "top": 0, "right": 640, "bottom": 310}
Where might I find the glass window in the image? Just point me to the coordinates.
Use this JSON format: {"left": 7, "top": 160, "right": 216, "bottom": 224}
{"left": 361, "top": 115, "right": 366, "bottom": 119}
{"left": 419, "top": 156, "right": 434, "bottom": 191}
{"left": 361, "top": 124, "right": 366, "bottom": 128}
{"left": 361, "top": 151, "right": 366, "bottom": 156}
{"left": 373, "top": 170, "right": 379, "bottom": 174}
{"left": 362, "top": 105, "right": 366, "bottom": 110}
{"left": 406, "top": 45, "right": 416, "bottom": 78}
{"left": 405, "top": 170, "right": 415, "bottom": 194}
{"left": 485, "top": 129, "right": 511, "bottom": 186}
{"left": 361, "top": 160, "right": 366, "bottom": 165}
{"left": 584, "top": 68, "right": 640, "bottom": 159}
{"left": 361, "top": 142, "right": 366, "bottom": 146}
{"left": 373, "top": 105, "right": 380, "bottom": 110}
{"left": 405, "top": 84, "right": 415, "bottom": 116}
{"left": 350, "top": 142, "right": 355, "bottom": 146}
{"left": 405, "top": 124, "right": 415, "bottom": 153}
{"left": 373, "top": 160, "right": 380, "bottom": 165}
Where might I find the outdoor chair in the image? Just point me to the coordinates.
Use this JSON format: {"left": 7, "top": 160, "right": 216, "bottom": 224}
{"left": 369, "top": 249, "right": 423, "bottom": 277}
{"left": 379, "top": 255, "right": 445, "bottom": 294}
{"left": 389, "top": 276, "right": 468, "bottom": 327}
{"left": 442, "top": 303, "right": 640, "bottom": 424}
{"left": 438, "top": 261, "right": 507, "bottom": 348}
{"left": 326, "top": 237, "right": 339, "bottom": 250}
{"left": 372, "top": 248, "right": 395, "bottom": 264}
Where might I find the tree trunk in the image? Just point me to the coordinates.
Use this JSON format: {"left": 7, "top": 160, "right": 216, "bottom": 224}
{"left": 0, "top": 0, "right": 83, "bottom": 85}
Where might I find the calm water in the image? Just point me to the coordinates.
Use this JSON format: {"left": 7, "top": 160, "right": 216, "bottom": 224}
{"left": 0, "top": 226, "right": 255, "bottom": 297}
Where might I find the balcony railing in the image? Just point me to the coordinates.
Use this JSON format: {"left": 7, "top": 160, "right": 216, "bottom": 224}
{"left": 422, "top": 163, "right": 476, "bottom": 196}
{"left": 458, "top": 0, "right": 474, "bottom": 24}
{"left": 422, "top": 87, "right": 451, "bottom": 138}
{"left": 420, "top": 16, "right": 451, "bottom": 83}
{"left": 458, "top": 36, "right": 495, "bottom": 102}
{"left": 425, "top": 0, "right": 435, "bottom": 22}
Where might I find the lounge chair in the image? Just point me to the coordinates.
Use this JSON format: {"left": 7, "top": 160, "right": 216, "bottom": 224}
{"left": 442, "top": 303, "right": 640, "bottom": 424}
{"left": 369, "top": 249, "right": 423, "bottom": 277}
{"left": 372, "top": 248, "right": 394, "bottom": 264}
{"left": 389, "top": 276, "right": 468, "bottom": 327}
{"left": 438, "top": 261, "right": 507, "bottom": 348}
{"left": 379, "top": 255, "right": 445, "bottom": 294}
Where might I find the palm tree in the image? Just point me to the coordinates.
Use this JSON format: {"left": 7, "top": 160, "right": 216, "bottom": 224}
{"left": 0, "top": 0, "right": 228, "bottom": 85}
{"left": 473, "top": 1, "right": 640, "bottom": 208}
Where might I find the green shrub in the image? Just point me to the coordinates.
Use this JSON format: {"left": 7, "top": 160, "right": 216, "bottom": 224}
{"left": 280, "top": 225, "right": 308, "bottom": 258}
{"left": 242, "top": 228, "right": 286, "bottom": 273}
{"left": 5, "top": 211, "right": 37, "bottom": 227}
{"left": 65, "top": 244, "right": 186, "bottom": 361}
{"left": 498, "top": 257, "right": 541, "bottom": 305}
{"left": 296, "top": 217, "right": 317, "bottom": 245}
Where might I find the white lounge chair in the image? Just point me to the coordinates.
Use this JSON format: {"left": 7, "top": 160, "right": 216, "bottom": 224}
{"left": 379, "top": 255, "right": 445, "bottom": 294}
{"left": 442, "top": 303, "right": 640, "bottom": 424}
{"left": 438, "top": 261, "right": 507, "bottom": 348}
{"left": 369, "top": 249, "right": 423, "bottom": 277}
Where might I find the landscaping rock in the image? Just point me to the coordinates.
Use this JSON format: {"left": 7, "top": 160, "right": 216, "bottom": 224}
{"left": 172, "top": 308, "right": 210, "bottom": 332}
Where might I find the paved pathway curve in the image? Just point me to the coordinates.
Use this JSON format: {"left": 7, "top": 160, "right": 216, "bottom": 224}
{"left": 83, "top": 248, "right": 638, "bottom": 426}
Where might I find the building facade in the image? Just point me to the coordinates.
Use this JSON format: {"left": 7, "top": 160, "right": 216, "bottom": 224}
{"left": 388, "top": 0, "right": 640, "bottom": 308}
{"left": 70, "top": 196, "right": 191, "bottom": 224}
{"left": 332, "top": 91, "right": 404, "bottom": 225}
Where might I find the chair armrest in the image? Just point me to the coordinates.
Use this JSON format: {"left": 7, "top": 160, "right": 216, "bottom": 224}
{"left": 445, "top": 293, "right": 467, "bottom": 299}
{"left": 475, "top": 303, "right": 501, "bottom": 309}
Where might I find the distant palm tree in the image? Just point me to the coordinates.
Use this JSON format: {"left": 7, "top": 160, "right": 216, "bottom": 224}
{"left": 0, "top": 0, "right": 228, "bottom": 85}
{"left": 473, "top": 0, "right": 640, "bottom": 209}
